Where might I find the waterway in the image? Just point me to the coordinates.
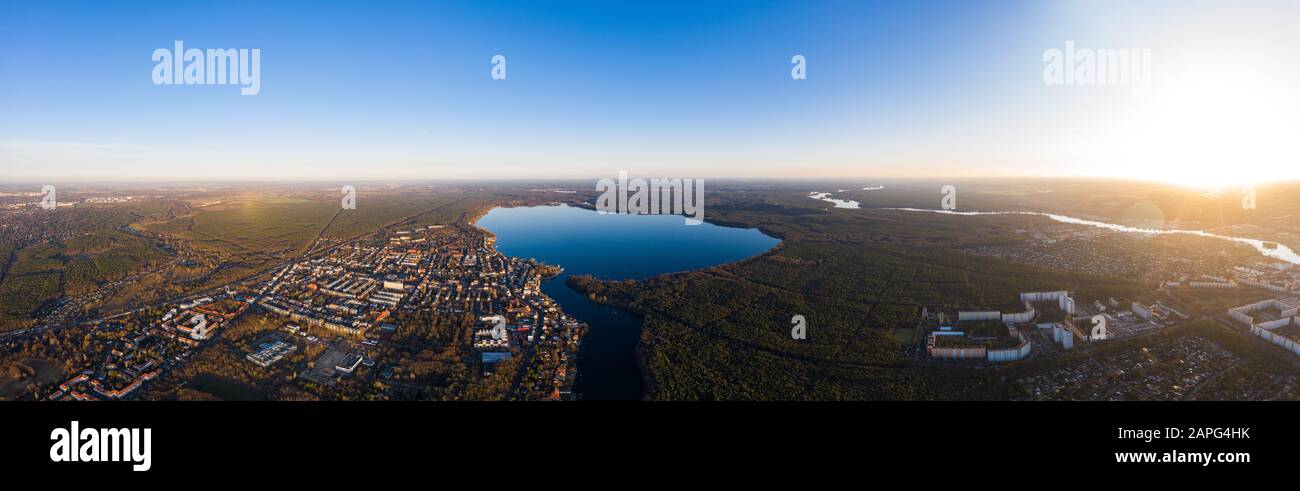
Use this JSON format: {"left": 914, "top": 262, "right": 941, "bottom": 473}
{"left": 476, "top": 204, "right": 780, "bottom": 400}
{"left": 884, "top": 207, "right": 1300, "bottom": 266}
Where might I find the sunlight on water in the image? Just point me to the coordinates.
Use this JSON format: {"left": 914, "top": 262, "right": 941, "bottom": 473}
{"left": 885, "top": 208, "right": 1300, "bottom": 266}
{"left": 809, "top": 192, "right": 860, "bottom": 209}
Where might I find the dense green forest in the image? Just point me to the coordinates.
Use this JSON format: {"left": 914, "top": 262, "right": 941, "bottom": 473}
{"left": 571, "top": 187, "right": 1156, "bottom": 400}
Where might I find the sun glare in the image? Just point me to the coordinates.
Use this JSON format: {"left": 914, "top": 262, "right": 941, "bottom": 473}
{"left": 1090, "top": 49, "right": 1299, "bottom": 189}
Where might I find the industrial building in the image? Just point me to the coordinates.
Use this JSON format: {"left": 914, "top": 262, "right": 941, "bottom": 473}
{"left": 245, "top": 338, "right": 298, "bottom": 368}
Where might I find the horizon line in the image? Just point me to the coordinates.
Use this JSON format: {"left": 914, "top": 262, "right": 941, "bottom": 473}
{"left": 0, "top": 175, "right": 1290, "bottom": 186}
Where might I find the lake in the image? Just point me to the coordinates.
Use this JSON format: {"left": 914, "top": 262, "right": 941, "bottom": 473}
{"left": 476, "top": 204, "right": 781, "bottom": 400}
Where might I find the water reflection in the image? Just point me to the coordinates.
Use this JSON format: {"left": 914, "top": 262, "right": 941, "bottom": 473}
{"left": 809, "top": 192, "right": 860, "bottom": 209}
{"left": 884, "top": 208, "right": 1300, "bottom": 266}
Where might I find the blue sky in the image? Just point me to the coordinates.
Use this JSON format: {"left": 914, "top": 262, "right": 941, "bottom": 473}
{"left": 1, "top": 0, "right": 1297, "bottom": 184}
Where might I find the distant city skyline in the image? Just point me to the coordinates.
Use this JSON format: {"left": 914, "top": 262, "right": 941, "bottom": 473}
{"left": 2, "top": 0, "right": 1297, "bottom": 187}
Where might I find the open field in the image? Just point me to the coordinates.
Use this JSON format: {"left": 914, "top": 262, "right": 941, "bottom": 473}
{"left": 183, "top": 196, "right": 338, "bottom": 256}
{"left": 0, "top": 244, "right": 65, "bottom": 330}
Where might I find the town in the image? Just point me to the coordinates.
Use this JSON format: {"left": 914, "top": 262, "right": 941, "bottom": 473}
{"left": 11, "top": 217, "right": 585, "bottom": 401}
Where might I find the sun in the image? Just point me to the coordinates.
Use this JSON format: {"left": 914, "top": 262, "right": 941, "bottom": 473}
{"left": 1079, "top": 47, "right": 1299, "bottom": 189}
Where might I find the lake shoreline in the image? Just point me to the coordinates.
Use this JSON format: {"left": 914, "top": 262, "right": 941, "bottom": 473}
{"left": 476, "top": 204, "right": 781, "bottom": 400}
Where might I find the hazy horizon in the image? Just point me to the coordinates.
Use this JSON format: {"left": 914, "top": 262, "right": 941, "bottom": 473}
{"left": 2, "top": 175, "right": 1296, "bottom": 194}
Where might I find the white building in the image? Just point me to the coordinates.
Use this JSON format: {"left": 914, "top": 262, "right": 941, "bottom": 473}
{"left": 957, "top": 311, "right": 1001, "bottom": 321}
{"left": 1131, "top": 302, "right": 1152, "bottom": 320}
{"left": 1052, "top": 322, "right": 1075, "bottom": 350}
{"left": 1230, "top": 298, "right": 1300, "bottom": 356}
{"left": 1020, "top": 291, "right": 1075, "bottom": 315}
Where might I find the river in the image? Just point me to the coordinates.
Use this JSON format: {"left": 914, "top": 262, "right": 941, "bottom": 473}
{"left": 883, "top": 207, "right": 1300, "bottom": 266}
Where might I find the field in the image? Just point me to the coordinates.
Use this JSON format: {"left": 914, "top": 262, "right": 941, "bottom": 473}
{"left": 322, "top": 192, "right": 467, "bottom": 238}
{"left": 0, "top": 244, "right": 66, "bottom": 329}
{"left": 182, "top": 196, "right": 338, "bottom": 257}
